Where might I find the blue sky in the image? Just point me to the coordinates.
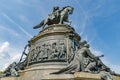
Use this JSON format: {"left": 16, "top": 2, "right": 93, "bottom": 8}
{"left": 0, "top": 0, "right": 120, "bottom": 73}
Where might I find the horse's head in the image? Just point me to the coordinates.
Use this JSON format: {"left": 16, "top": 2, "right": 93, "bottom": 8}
{"left": 66, "top": 6, "right": 74, "bottom": 14}
{"left": 61, "top": 6, "right": 74, "bottom": 15}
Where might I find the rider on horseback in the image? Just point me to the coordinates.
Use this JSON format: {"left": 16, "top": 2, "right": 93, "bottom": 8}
{"left": 48, "top": 6, "right": 60, "bottom": 20}
{"left": 53, "top": 6, "right": 60, "bottom": 18}
{"left": 33, "top": 6, "right": 73, "bottom": 30}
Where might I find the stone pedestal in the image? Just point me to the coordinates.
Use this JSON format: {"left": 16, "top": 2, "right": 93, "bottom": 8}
{"left": 0, "top": 72, "right": 101, "bottom": 80}
{"left": 1, "top": 24, "right": 120, "bottom": 80}
{"left": 1, "top": 72, "right": 120, "bottom": 80}
{"left": 18, "top": 24, "right": 81, "bottom": 80}
{"left": 26, "top": 24, "right": 80, "bottom": 67}
{"left": 0, "top": 77, "right": 18, "bottom": 80}
{"left": 74, "top": 72, "right": 101, "bottom": 80}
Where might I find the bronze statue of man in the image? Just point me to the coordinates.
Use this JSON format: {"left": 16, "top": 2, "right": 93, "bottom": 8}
{"left": 33, "top": 6, "right": 73, "bottom": 30}
{"left": 51, "top": 41, "right": 97, "bottom": 74}
{"left": 33, "top": 6, "right": 60, "bottom": 29}
{"left": 50, "top": 6, "right": 60, "bottom": 20}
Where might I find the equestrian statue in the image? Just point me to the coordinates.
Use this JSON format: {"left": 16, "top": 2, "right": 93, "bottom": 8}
{"left": 33, "top": 6, "right": 74, "bottom": 30}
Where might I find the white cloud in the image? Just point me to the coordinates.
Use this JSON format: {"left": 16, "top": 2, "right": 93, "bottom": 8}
{"left": 1, "top": 53, "right": 21, "bottom": 71}
{"left": 0, "top": 41, "right": 22, "bottom": 71}
{"left": 11, "top": 53, "right": 21, "bottom": 61}
{"left": 2, "top": 63, "right": 10, "bottom": 71}
{"left": 0, "top": 41, "right": 9, "bottom": 53}
{"left": 109, "top": 65, "right": 120, "bottom": 74}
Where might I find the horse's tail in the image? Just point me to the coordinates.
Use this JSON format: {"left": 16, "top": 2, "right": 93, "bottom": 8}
{"left": 33, "top": 20, "right": 44, "bottom": 29}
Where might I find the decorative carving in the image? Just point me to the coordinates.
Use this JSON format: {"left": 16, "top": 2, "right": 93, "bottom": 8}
{"left": 29, "top": 40, "right": 67, "bottom": 65}
{"left": 58, "top": 42, "right": 66, "bottom": 60}
{"left": 30, "top": 49, "right": 37, "bottom": 63}
{"left": 51, "top": 41, "right": 94, "bottom": 74}
{"left": 50, "top": 43, "right": 59, "bottom": 59}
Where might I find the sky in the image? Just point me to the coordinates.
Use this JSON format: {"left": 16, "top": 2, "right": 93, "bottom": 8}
{"left": 0, "top": 0, "right": 120, "bottom": 73}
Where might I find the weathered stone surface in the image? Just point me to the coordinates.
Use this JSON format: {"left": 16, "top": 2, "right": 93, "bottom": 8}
{"left": 74, "top": 72, "right": 101, "bottom": 80}
{"left": 113, "top": 76, "right": 120, "bottom": 80}
{"left": 27, "top": 24, "right": 80, "bottom": 66}
{"left": 0, "top": 77, "right": 18, "bottom": 80}
{"left": 1, "top": 72, "right": 120, "bottom": 80}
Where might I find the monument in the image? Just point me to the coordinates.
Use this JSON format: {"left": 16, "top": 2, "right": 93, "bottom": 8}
{"left": 0, "top": 6, "right": 120, "bottom": 80}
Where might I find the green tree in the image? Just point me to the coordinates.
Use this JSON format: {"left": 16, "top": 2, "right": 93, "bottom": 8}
{"left": 0, "top": 71, "right": 3, "bottom": 74}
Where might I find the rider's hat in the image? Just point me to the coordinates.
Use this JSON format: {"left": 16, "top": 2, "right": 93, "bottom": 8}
{"left": 54, "top": 6, "right": 59, "bottom": 10}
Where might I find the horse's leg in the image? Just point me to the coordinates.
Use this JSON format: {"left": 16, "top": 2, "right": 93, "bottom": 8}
{"left": 64, "top": 18, "right": 72, "bottom": 25}
{"left": 68, "top": 20, "right": 72, "bottom": 25}
{"left": 59, "top": 15, "right": 64, "bottom": 24}
{"left": 42, "top": 19, "right": 47, "bottom": 29}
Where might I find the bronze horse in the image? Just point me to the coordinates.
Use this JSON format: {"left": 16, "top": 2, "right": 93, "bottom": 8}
{"left": 33, "top": 6, "right": 74, "bottom": 29}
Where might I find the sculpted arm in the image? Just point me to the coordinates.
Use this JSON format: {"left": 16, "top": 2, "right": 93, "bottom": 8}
{"left": 85, "top": 48, "right": 97, "bottom": 61}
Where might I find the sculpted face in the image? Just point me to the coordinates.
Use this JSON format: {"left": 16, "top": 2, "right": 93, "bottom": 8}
{"left": 84, "top": 44, "right": 90, "bottom": 48}
{"left": 54, "top": 6, "right": 59, "bottom": 10}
